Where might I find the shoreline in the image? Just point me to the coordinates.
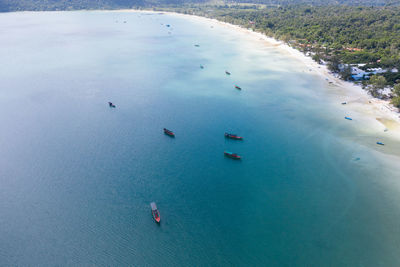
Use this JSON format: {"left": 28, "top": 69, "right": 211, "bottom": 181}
{"left": 3, "top": 9, "right": 400, "bottom": 141}
{"left": 142, "top": 9, "right": 400, "bottom": 139}
{"left": 6, "top": 9, "right": 400, "bottom": 133}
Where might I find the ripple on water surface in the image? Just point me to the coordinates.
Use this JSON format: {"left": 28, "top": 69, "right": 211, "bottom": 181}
{"left": 0, "top": 11, "right": 400, "bottom": 266}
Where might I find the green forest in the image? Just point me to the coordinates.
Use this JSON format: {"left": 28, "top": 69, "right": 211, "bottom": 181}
{"left": 156, "top": 4, "right": 400, "bottom": 105}
{"left": 160, "top": 5, "right": 400, "bottom": 68}
{"left": 1, "top": 0, "right": 400, "bottom": 106}
{"left": 0, "top": 0, "right": 398, "bottom": 12}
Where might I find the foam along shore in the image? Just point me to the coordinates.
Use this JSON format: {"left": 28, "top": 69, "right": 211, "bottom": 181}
{"left": 112, "top": 9, "right": 400, "bottom": 141}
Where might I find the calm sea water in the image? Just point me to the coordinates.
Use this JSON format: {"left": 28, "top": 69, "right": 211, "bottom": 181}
{"left": 1, "top": 11, "right": 400, "bottom": 266}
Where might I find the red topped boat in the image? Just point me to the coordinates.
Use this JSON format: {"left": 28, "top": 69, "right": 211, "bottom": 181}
{"left": 224, "top": 151, "right": 242, "bottom": 160}
{"left": 163, "top": 128, "right": 175, "bottom": 137}
{"left": 225, "top": 133, "right": 243, "bottom": 140}
{"left": 151, "top": 202, "right": 161, "bottom": 223}
{"left": 234, "top": 85, "right": 242, "bottom": 90}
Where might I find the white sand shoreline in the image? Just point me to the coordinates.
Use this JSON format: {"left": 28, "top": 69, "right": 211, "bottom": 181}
{"left": 7, "top": 9, "right": 400, "bottom": 141}
{"left": 121, "top": 9, "right": 400, "bottom": 140}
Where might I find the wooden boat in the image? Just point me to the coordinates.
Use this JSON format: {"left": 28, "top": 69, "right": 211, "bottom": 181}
{"left": 224, "top": 151, "right": 241, "bottom": 160}
{"left": 163, "top": 128, "right": 175, "bottom": 137}
{"left": 225, "top": 133, "right": 243, "bottom": 140}
{"left": 150, "top": 202, "right": 161, "bottom": 223}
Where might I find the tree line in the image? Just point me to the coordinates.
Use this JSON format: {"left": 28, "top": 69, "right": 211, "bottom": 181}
{"left": 156, "top": 4, "right": 400, "bottom": 107}
{"left": 2, "top": 1, "right": 400, "bottom": 107}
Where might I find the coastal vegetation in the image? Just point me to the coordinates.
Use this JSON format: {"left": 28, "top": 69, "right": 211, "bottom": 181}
{"left": 392, "top": 84, "right": 400, "bottom": 107}
{"left": 0, "top": 0, "right": 140, "bottom": 11}
{"left": 368, "top": 75, "right": 388, "bottom": 98}
{"left": 154, "top": 4, "right": 400, "bottom": 106}
{"left": 0, "top": 0, "right": 396, "bottom": 12}
{"left": 2, "top": 0, "right": 400, "bottom": 108}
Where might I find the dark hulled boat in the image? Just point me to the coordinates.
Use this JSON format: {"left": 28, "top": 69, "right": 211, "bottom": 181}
{"left": 225, "top": 133, "right": 243, "bottom": 140}
{"left": 163, "top": 128, "right": 175, "bottom": 137}
{"left": 108, "top": 102, "right": 116, "bottom": 108}
{"left": 234, "top": 85, "right": 242, "bottom": 90}
{"left": 224, "top": 151, "right": 241, "bottom": 160}
{"left": 225, "top": 71, "right": 231, "bottom": 75}
{"left": 150, "top": 202, "right": 161, "bottom": 223}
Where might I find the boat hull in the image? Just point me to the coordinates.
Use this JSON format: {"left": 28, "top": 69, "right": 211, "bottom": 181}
{"left": 225, "top": 133, "right": 243, "bottom": 140}
{"left": 152, "top": 211, "right": 161, "bottom": 223}
{"left": 151, "top": 202, "right": 161, "bottom": 223}
{"left": 224, "top": 151, "right": 241, "bottom": 160}
{"left": 163, "top": 128, "right": 175, "bottom": 137}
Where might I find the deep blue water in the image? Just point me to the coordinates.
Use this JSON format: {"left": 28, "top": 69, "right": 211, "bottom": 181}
{"left": 0, "top": 11, "right": 400, "bottom": 266}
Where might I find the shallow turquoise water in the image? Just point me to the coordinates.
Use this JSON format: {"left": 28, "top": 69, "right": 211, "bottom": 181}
{"left": 0, "top": 11, "right": 400, "bottom": 266}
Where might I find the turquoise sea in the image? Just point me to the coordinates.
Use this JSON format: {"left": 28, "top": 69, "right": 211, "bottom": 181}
{"left": 0, "top": 11, "right": 400, "bottom": 266}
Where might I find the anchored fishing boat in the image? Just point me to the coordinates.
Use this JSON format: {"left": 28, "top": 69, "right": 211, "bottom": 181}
{"left": 225, "top": 71, "right": 231, "bottom": 75}
{"left": 150, "top": 202, "right": 161, "bottom": 223}
{"left": 108, "top": 102, "right": 116, "bottom": 108}
{"left": 224, "top": 151, "right": 241, "bottom": 160}
{"left": 163, "top": 128, "right": 175, "bottom": 137}
{"left": 234, "top": 85, "right": 242, "bottom": 90}
{"left": 377, "top": 142, "right": 385, "bottom": 146}
{"left": 345, "top": 116, "right": 352, "bottom": 120}
{"left": 225, "top": 133, "right": 243, "bottom": 140}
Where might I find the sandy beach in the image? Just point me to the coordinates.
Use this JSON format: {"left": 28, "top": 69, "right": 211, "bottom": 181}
{"left": 2, "top": 10, "right": 400, "bottom": 265}
{"left": 108, "top": 9, "right": 400, "bottom": 149}
{"left": 133, "top": 10, "right": 400, "bottom": 140}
